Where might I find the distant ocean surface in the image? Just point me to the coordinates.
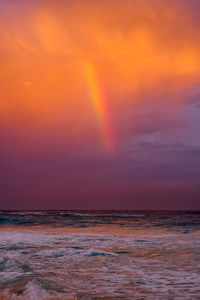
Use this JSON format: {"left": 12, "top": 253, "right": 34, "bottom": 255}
{"left": 0, "top": 211, "right": 200, "bottom": 300}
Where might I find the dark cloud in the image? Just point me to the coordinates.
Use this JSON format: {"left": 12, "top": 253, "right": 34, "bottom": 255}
{"left": 115, "top": 110, "right": 184, "bottom": 138}
{"left": 124, "top": 142, "right": 200, "bottom": 181}
{"left": 0, "top": 140, "right": 200, "bottom": 209}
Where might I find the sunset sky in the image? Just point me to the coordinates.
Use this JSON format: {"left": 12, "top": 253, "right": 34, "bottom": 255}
{"left": 0, "top": 0, "right": 200, "bottom": 209}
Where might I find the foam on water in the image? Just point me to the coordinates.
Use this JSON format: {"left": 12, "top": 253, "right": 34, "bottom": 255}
{"left": 0, "top": 211, "right": 200, "bottom": 299}
{"left": 0, "top": 281, "right": 76, "bottom": 300}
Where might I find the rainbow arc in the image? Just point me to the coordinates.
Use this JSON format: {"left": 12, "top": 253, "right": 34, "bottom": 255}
{"left": 84, "top": 61, "right": 114, "bottom": 154}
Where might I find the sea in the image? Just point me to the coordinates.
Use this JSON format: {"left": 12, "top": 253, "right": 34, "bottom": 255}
{"left": 0, "top": 211, "right": 199, "bottom": 300}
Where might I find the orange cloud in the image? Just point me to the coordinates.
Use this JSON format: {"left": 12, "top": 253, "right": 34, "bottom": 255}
{"left": 0, "top": 0, "right": 200, "bottom": 151}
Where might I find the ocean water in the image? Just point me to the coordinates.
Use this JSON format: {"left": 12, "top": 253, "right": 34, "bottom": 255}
{"left": 0, "top": 211, "right": 199, "bottom": 300}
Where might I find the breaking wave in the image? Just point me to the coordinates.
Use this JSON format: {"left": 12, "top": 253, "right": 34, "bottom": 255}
{"left": 0, "top": 211, "right": 199, "bottom": 299}
{"left": 0, "top": 281, "right": 75, "bottom": 300}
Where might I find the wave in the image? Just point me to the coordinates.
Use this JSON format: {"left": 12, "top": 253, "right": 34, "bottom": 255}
{"left": 0, "top": 258, "right": 32, "bottom": 287}
{"left": 0, "top": 259, "right": 30, "bottom": 273}
{"left": 0, "top": 218, "right": 35, "bottom": 226}
{"left": 0, "top": 280, "right": 75, "bottom": 300}
{"left": 34, "top": 247, "right": 117, "bottom": 258}
{"left": 59, "top": 212, "right": 145, "bottom": 218}
{"left": 0, "top": 212, "right": 145, "bottom": 228}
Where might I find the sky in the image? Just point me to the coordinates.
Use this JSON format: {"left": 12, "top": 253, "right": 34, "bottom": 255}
{"left": 0, "top": 0, "right": 200, "bottom": 210}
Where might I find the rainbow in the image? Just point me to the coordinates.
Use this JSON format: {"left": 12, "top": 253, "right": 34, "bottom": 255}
{"left": 84, "top": 60, "right": 114, "bottom": 154}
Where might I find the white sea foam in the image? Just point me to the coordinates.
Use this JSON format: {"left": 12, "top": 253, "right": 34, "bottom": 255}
{"left": 35, "top": 246, "right": 117, "bottom": 258}
{"left": 0, "top": 212, "right": 200, "bottom": 299}
{"left": 0, "top": 280, "right": 75, "bottom": 300}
